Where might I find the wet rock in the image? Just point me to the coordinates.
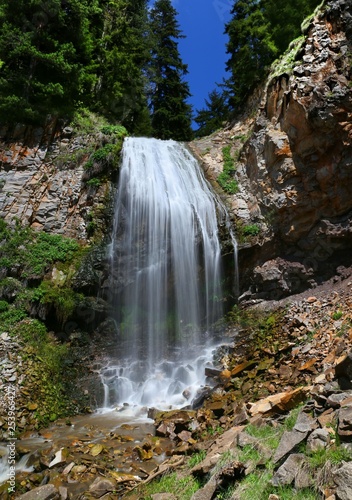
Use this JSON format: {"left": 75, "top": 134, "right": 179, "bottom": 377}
{"left": 49, "top": 448, "right": 67, "bottom": 468}
{"left": 232, "top": 405, "right": 249, "bottom": 426}
{"left": 16, "top": 484, "right": 59, "bottom": 500}
{"left": 58, "top": 487, "right": 68, "bottom": 500}
{"left": 205, "top": 401, "right": 225, "bottom": 417}
{"left": 231, "top": 360, "right": 257, "bottom": 377}
{"left": 88, "top": 478, "right": 116, "bottom": 498}
{"left": 333, "top": 462, "right": 352, "bottom": 500}
{"left": 155, "top": 410, "right": 196, "bottom": 439}
{"left": 204, "top": 367, "right": 223, "bottom": 378}
{"left": 249, "top": 388, "right": 307, "bottom": 416}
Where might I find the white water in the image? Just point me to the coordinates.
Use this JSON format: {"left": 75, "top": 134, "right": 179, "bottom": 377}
{"left": 0, "top": 445, "right": 34, "bottom": 486}
{"left": 104, "top": 137, "right": 232, "bottom": 408}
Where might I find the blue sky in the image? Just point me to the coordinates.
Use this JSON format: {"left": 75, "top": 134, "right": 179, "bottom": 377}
{"left": 173, "top": 0, "right": 233, "bottom": 115}
{"left": 149, "top": 0, "right": 233, "bottom": 119}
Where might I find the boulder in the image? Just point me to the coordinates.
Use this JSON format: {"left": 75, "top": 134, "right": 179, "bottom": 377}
{"left": 88, "top": 478, "right": 116, "bottom": 498}
{"left": 191, "top": 426, "right": 245, "bottom": 475}
{"left": 273, "top": 429, "right": 309, "bottom": 464}
{"left": 271, "top": 453, "right": 306, "bottom": 486}
{"left": 338, "top": 405, "right": 352, "bottom": 439}
{"left": 335, "top": 353, "right": 352, "bottom": 389}
{"left": 306, "top": 428, "right": 331, "bottom": 452}
{"left": 333, "top": 462, "right": 352, "bottom": 500}
{"left": 16, "top": 485, "right": 59, "bottom": 500}
{"left": 190, "top": 478, "right": 217, "bottom": 500}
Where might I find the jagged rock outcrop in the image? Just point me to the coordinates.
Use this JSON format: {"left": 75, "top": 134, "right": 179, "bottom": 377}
{"left": 0, "top": 119, "right": 114, "bottom": 241}
{"left": 192, "top": 0, "right": 352, "bottom": 300}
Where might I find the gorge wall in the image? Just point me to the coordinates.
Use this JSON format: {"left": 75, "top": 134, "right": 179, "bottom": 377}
{"left": 1, "top": 0, "right": 351, "bottom": 305}
{"left": 0, "top": 118, "right": 120, "bottom": 241}
{"left": 191, "top": 0, "right": 352, "bottom": 301}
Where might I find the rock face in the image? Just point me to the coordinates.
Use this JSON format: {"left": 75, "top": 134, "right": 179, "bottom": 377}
{"left": 252, "top": 0, "right": 352, "bottom": 242}
{"left": 0, "top": 119, "right": 114, "bottom": 241}
{"left": 192, "top": 0, "right": 352, "bottom": 300}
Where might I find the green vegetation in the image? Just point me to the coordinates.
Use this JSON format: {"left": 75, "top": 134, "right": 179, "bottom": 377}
{"left": 235, "top": 219, "right": 262, "bottom": 243}
{"left": 0, "top": 220, "right": 86, "bottom": 324}
{"left": 270, "top": 36, "right": 305, "bottom": 78}
{"left": 70, "top": 109, "right": 110, "bottom": 136}
{"left": 192, "top": 0, "right": 322, "bottom": 127}
{"left": 87, "top": 178, "right": 101, "bottom": 188}
{"left": 0, "top": 299, "right": 9, "bottom": 312}
{"left": 0, "top": 0, "right": 192, "bottom": 139}
{"left": 243, "top": 224, "right": 260, "bottom": 237}
{"left": 332, "top": 310, "right": 343, "bottom": 320}
{"left": 12, "top": 318, "right": 74, "bottom": 426}
{"left": 217, "top": 145, "right": 239, "bottom": 194}
{"left": 0, "top": 221, "right": 80, "bottom": 278}
{"left": 308, "top": 446, "right": 352, "bottom": 469}
{"left": 149, "top": 0, "right": 193, "bottom": 141}
{"left": 0, "top": 219, "right": 91, "bottom": 427}
{"left": 188, "top": 450, "right": 206, "bottom": 468}
{"left": 194, "top": 89, "right": 229, "bottom": 138}
{"left": 127, "top": 472, "right": 201, "bottom": 500}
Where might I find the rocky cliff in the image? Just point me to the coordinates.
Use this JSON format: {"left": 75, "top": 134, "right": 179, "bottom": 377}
{"left": 192, "top": 0, "right": 352, "bottom": 301}
{"left": 0, "top": 115, "right": 123, "bottom": 241}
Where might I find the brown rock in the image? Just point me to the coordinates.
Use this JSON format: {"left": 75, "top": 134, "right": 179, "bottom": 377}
{"left": 231, "top": 360, "right": 257, "bottom": 377}
{"left": 16, "top": 485, "right": 59, "bottom": 500}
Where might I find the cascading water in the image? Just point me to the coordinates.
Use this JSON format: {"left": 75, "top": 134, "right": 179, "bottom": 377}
{"left": 101, "top": 137, "right": 232, "bottom": 408}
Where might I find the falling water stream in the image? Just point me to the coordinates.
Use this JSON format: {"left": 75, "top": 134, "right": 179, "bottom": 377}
{"left": 0, "top": 138, "right": 237, "bottom": 490}
{"left": 100, "top": 137, "right": 235, "bottom": 408}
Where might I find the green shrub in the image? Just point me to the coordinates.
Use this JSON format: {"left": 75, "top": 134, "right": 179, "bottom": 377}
{"left": 242, "top": 224, "right": 260, "bottom": 237}
{"left": 100, "top": 124, "right": 128, "bottom": 137}
{"left": 0, "top": 222, "right": 80, "bottom": 278}
{"left": 0, "top": 299, "right": 9, "bottom": 312}
{"left": 217, "top": 145, "right": 239, "bottom": 194}
{"left": 91, "top": 143, "right": 115, "bottom": 162}
{"left": 71, "top": 108, "right": 107, "bottom": 135}
{"left": 0, "top": 306, "right": 27, "bottom": 330}
{"left": 87, "top": 177, "right": 101, "bottom": 188}
{"left": 31, "top": 281, "right": 83, "bottom": 323}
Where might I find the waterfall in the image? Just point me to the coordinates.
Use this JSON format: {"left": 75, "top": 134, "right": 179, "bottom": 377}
{"left": 102, "top": 137, "right": 230, "bottom": 408}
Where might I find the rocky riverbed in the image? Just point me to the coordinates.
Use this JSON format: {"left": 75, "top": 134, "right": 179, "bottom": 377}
{"left": 1, "top": 265, "right": 352, "bottom": 499}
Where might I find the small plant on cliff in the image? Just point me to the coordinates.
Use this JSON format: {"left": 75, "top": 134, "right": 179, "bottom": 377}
{"left": 0, "top": 221, "right": 80, "bottom": 278}
{"left": 0, "top": 299, "right": 9, "bottom": 312}
{"left": 217, "top": 145, "right": 239, "bottom": 194}
{"left": 87, "top": 177, "right": 102, "bottom": 188}
{"left": 243, "top": 224, "right": 260, "bottom": 237}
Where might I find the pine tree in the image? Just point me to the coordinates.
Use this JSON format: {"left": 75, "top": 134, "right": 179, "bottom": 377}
{"left": 148, "top": 0, "right": 192, "bottom": 141}
{"left": 262, "top": 0, "right": 321, "bottom": 53}
{"left": 0, "top": 0, "right": 99, "bottom": 124}
{"left": 93, "top": 0, "right": 152, "bottom": 134}
{"left": 224, "top": 0, "right": 322, "bottom": 113}
{"left": 225, "top": 0, "right": 276, "bottom": 111}
{"left": 194, "top": 89, "right": 229, "bottom": 138}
